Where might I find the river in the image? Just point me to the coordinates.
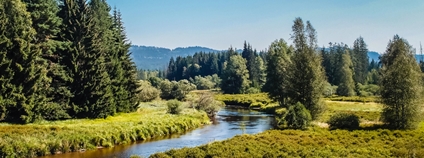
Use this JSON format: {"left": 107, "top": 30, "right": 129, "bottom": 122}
{"left": 41, "top": 107, "right": 275, "bottom": 158}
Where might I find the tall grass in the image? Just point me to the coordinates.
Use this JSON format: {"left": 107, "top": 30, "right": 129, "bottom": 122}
{"left": 0, "top": 101, "right": 210, "bottom": 157}
{"left": 151, "top": 124, "right": 424, "bottom": 158}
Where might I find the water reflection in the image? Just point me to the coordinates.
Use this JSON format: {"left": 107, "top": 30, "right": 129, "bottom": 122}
{"left": 40, "top": 107, "right": 274, "bottom": 158}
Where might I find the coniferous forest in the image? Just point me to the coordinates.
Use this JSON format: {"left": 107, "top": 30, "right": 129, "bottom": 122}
{"left": 0, "top": 0, "right": 138, "bottom": 123}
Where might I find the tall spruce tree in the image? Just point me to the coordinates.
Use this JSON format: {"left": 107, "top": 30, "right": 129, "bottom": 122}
{"left": 380, "top": 35, "right": 422, "bottom": 129}
{"left": 0, "top": 0, "right": 48, "bottom": 123}
{"left": 23, "top": 0, "right": 72, "bottom": 120}
{"left": 352, "top": 37, "right": 369, "bottom": 84}
{"left": 263, "top": 39, "right": 293, "bottom": 107}
{"left": 112, "top": 9, "right": 139, "bottom": 111}
{"left": 241, "top": 42, "right": 258, "bottom": 87}
{"left": 58, "top": 0, "right": 115, "bottom": 118}
{"left": 288, "top": 18, "right": 326, "bottom": 120}
{"left": 336, "top": 50, "right": 356, "bottom": 96}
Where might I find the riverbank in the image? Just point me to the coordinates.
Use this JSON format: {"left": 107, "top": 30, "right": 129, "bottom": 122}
{"left": 150, "top": 99, "right": 424, "bottom": 157}
{"left": 150, "top": 124, "right": 424, "bottom": 157}
{"left": 0, "top": 101, "right": 210, "bottom": 158}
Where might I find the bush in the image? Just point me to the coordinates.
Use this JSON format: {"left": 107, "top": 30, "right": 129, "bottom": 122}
{"left": 166, "top": 100, "right": 183, "bottom": 115}
{"left": 138, "top": 80, "right": 160, "bottom": 102}
{"left": 327, "top": 113, "right": 360, "bottom": 130}
{"left": 284, "top": 102, "right": 311, "bottom": 129}
{"left": 160, "top": 79, "right": 196, "bottom": 101}
{"left": 246, "top": 87, "right": 261, "bottom": 94}
{"left": 192, "top": 93, "right": 224, "bottom": 118}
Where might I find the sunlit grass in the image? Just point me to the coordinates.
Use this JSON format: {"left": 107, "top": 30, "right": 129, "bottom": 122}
{"left": 0, "top": 101, "right": 210, "bottom": 157}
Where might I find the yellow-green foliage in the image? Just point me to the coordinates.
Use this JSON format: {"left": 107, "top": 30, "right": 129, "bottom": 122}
{"left": 327, "top": 96, "right": 379, "bottom": 103}
{"left": 320, "top": 101, "right": 383, "bottom": 123}
{"left": 151, "top": 125, "right": 424, "bottom": 158}
{"left": 0, "top": 101, "right": 210, "bottom": 158}
{"left": 214, "top": 93, "right": 273, "bottom": 108}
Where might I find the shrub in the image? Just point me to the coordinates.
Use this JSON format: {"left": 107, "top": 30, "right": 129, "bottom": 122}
{"left": 284, "top": 102, "right": 311, "bottom": 129}
{"left": 193, "top": 93, "right": 224, "bottom": 118}
{"left": 246, "top": 87, "right": 261, "bottom": 94}
{"left": 160, "top": 79, "right": 196, "bottom": 100}
{"left": 166, "top": 100, "right": 183, "bottom": 115}
{"left": 138, "top": 80, "right": 160, "bottom": 102}
{"left": 327, "top": 113, "right": 360, "bottom": 130}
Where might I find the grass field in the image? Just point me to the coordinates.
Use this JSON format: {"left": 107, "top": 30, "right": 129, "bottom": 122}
{"left": 150, "top": 97, "right": 424, "bottom": 158}
{"left": 0, "top": 101, "right": 210, "bottom": 158}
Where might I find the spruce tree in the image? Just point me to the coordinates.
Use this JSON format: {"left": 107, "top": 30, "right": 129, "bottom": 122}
{"left": 112, "top": 9, "right": 139, "bottom": 111}
{"left": 263, "top": 39, "right": 292, "bottom": 107}
{"left": 352, "top": 37, "right": 369, "bottom": 84}
{"left": 336, "top": 51, "right": 356, "bottom": 96}
{"left": 288, "top": 18, "right": 326, "bottom": 120}
{"left": 58, "top": 0, "right": 114, "bottom": 118}
{"left": 380, "top": 35, "right": 422, "bottom": 129}
{"left": 23, "top": 0, "right": 72, "bottom": 120}
{"left": 0, "top": 0, "right": 47, "bottom": 123}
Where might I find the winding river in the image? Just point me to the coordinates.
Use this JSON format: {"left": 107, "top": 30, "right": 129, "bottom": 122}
{"left": 41, "top": 107, "right": 275, "bottom": 158}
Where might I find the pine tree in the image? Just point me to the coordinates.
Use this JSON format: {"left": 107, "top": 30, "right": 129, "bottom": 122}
{"left": 352, "top": 37, "right": 369, "bottom": 84}
{"left": 220, "top": 55, "right": 250, "bottom": 94}
{"left": 0, "top": 0, "right": 47, "bottom": 123}
{"left": 58, "top": 0, "right": 114, "bottom": 118}
{"left": 288, "top": 18, "right": 326, "bottom": 120}
{"left": 242, "top": 42, "right": 258, "bottom": 87}
{"left": 336, "top": 51, "right": 355, "bottom": 96}
{"left": 263, "top": 39, "right": 292, "bottom": 107}
{"left": 112, "top": 9, "right": 139, "bottom": 111}
{"left": 22, "top": 0, "right": 72, "bottom": 120}
{"left": 380, "top": 35, "right": 422, "bottom": 129}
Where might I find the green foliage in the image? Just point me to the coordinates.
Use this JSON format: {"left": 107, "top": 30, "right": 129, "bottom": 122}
{"left": 380, "top": 35, "right": 422, "bottom": 129}
{"left": 220, "top": 55, "right": 251, "bottom": 94}
{"left": 151, "top": 127, "right": 424, "bottom": 158}
{"left": 288, "top": 18, "right": 326, "bottom": 120}
{"left": 214, "top": 93, "right": 273, "bottom": 108}
{"left": 352, "top": 37, "right": 369, "bottom": 84}
{"left": 0, "top": 0, "right": 48, "bottom": 123}
{"left": 357, "top": 83, "right": 380, "bottom": 96}
{"left": 322, "top": 82, "right": 338, "bottom": 97}
{"left": 263, "top": 39, "right": 292, "bottom": 107}
{"left": 166, "top": 100, "right": 183, "bottom": 115}
{"left": 336, "top": 52, "right": 356, "bottom": 96}
{"left": 191, "top": 92, "right": 224, "bottom": 118}
{"left": 0, "top": 102, "right": 210, "bottom": 157}
{"left": 190, "top": 75, "right": 220, "bottom": 90}
{"left": 327, "top": 113, "right": 360, "bottom": 130}
{"left": 138, "top": 80, "right": 160, "bottom": 102}
{"left": 284, "top": 102, "right": 312, "bottom": 129}
{"left": 159, "top": 79, "right": 196, "bottom": 100}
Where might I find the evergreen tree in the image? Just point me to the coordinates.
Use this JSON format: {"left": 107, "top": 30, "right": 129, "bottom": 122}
{"left": 352, "top": 37, "right": 369, "bottom": 84}
{"left": 288, "top": 18, "right": 326, "bottom": 120}
{"left": 0, "top": 0, "right": 47, "bottom": 123}
{"left": 58, "top": 0, "right": 114, "bottom": 118}
{"left": 380, "top": 35, "right": 422, "bottom": 129}
{"left": 255, "top": 56, "right": 266, "bottom": 88}
{"left": 263, "top": 39, "right": 292, "bottom": 107}
{"left": 112, "top": 9, "right": 139, "bottom": 111}
{"left": 336, "top": 51, "right": 355, "bottom": 96}
{"left": 23, "top": 0, "right": 72, "bottom": 120}
{"left": 242, "top": 42, "right": 258, "bottom": 87}
{"left": 220, "top": 55, "right": 250, "bottom": 94}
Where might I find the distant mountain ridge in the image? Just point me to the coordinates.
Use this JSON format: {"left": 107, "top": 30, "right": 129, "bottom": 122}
{"left": 130, "top": 45, "right": 222, "bottom": 70}
{"left": 130, "top": 45, "right": 423, "bottom": 70}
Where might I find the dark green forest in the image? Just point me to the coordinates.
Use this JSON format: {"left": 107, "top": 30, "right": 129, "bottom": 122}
{"left": 0, "top": 0, "right": 138, "bottom": 123}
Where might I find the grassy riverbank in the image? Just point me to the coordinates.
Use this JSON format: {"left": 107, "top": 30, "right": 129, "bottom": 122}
{"left": 0, "top": 101, "right": 210, "bottom": 157}
{"left": 150, "top": 97, "right": 424, "bottom": 158}
{"left": 150, "top": 125, "right": 424, "bottom": 158}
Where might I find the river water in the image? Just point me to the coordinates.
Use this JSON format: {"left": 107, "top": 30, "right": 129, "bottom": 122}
{"left": 41, "top": 107, "right": 275, "bottom": 158}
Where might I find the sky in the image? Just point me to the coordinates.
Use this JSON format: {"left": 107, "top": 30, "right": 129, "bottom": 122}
{"left": 107, "top": 0, "right": 424, "bottom": 53}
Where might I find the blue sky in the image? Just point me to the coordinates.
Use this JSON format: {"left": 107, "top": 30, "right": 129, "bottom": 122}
{"left": 107, "top": 0, "right": 424, "bottom": 53}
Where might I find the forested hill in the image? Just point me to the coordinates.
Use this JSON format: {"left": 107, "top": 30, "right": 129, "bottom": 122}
{"left": 130, "top": 45, "right": 424, "bottom": 70}
{"left": 130, "top": 45, "right": 222, "bottom": 69}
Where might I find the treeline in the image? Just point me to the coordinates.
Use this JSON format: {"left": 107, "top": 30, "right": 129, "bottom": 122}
{"left": 162, "top": 18, "right": 423, "bottom": 129}
{"left": 0, "top": 0, "right": 138, "bottom": 123}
